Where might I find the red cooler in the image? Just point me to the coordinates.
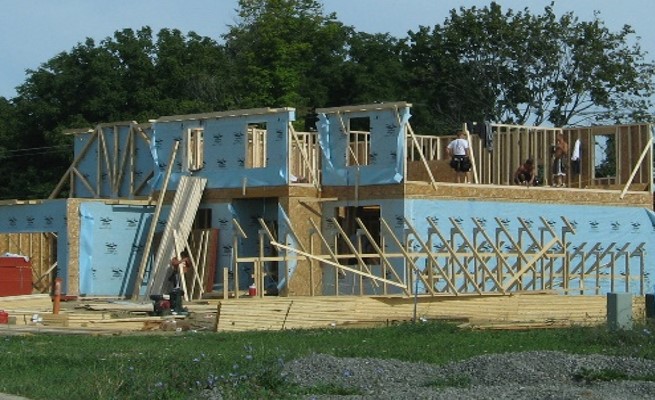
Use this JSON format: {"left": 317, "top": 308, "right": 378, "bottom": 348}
{"left": 0, "top": 256, "right": 33, "bottom": 296}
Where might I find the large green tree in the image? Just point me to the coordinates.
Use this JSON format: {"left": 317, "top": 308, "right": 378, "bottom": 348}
{"left": 4, "top": 28, "right": 233, "bottom": 199}
{"left": 405, "top": 2, "right": 655, "bottom": 131}
{"left": 338, "top": 32, "right": 409, "bottom": 106}
{"left": 223, "top": 0, "right": 351, "bottom": 125}
{"left": 2, "top": 0, "right": 654, "bottom": 198}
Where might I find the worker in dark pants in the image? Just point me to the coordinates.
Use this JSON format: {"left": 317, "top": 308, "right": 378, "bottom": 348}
{"left": 167, "top": 250, "right": 191, "bottom": 313}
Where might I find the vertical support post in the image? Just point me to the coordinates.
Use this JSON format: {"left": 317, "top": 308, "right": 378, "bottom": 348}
{"left": 233, "top": 234, "right": 239, "bottom": 299}
{"left": 334, "top": 233, "right": 340, "bottom": 296}
{"left": 610, "top": 253, "right": 616, "bottom": 293}
{"left": 625, "top": 252, "right": 630, "bottom": 293}
{"left": 283, "top": 234, "right": 290, "bottom": 296}
{"left": 357, "top": 233, "right": 363, "bottom": 296}
{"left": 309, "top": 232, "right": 315, "bottom": 297}
{"left": 53, "top": 277, "right": 62, "bottom": 315}
{"left": 222, "top": 268, "right": 229, "bottom": 300}
{"left": 258, "top": 230, "right": 265, "bottom": 298}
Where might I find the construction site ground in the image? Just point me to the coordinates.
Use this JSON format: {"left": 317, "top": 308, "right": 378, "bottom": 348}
{"left": 0, "top": 291, "right": 646, "bottom": 335}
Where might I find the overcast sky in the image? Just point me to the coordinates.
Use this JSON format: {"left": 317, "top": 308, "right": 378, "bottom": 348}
{"left": 0, "top": 0, "right": 652, "bottom": 99}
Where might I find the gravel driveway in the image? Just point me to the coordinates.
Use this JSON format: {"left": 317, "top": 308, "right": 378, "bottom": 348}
{"left": 282, "top": 351, "right": 655, "bottom": 399}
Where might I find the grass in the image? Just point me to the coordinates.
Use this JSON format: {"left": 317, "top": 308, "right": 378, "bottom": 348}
{"left": 0, "top": 321, "right": 654, "bottom": 399}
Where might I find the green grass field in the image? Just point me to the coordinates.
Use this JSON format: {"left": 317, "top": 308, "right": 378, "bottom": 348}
{"left": 0, "top": 321, "right": 653, "bottom": 399}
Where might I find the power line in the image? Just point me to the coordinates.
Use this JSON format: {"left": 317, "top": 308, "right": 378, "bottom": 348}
{"left": 1, "top": 145, "right": 69, "bottom": 154}
{"left": 0, "top": 145, "right": 70, "bottom": 160}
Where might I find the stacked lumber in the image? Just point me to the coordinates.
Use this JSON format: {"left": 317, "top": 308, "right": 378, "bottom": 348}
{"left": 0, "top": 294, "right": 53, "bottom": 313}
{"left": 0, "top": 293, "right": 646, "bottom": 334}
{"left": 214, "top": 293, "right": 645, "bottom": 332}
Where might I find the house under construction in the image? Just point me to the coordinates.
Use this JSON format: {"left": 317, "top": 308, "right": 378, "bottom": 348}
{"left": 0, "top": 101, "right": 653, "bottom": 328}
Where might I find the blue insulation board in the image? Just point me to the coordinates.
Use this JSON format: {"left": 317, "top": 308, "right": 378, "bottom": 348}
{"left": 150, "top": 110, "right": 295, "bottom": 191}
{"left": 0, "top": 200, "right": 69, "bottom": 290}
{"left": 78, "top": 202, "right": 154, "bottom": 296}
{"left": 320, "top": 198, "right": 655, "bottom": 296}
{"left": 73, "top": 126, "right": 152, "bottom": 198}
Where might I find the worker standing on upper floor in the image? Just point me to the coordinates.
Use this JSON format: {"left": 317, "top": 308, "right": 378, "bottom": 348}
{"left": 447, "top": 131, "right": 472, "bottom": 183}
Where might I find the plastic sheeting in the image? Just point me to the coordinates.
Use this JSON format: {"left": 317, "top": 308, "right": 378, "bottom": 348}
{"left": 318, "top": 106, "right": 410, "bottom": 186}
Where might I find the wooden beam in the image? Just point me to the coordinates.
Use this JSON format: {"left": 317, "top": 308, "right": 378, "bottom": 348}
{"left": 154, "top": 107, "right": 295, "bottom": 123}
{"left": 355, "top": 217, "right": 409, "bottom": 296}
{"left": 71, "top": 168, "right": 98, "bottom": 198}
{"left": 131, "top": 141, "right": 179, "bottom": 299}
{"left": 268, "top": 240, "right": 407, "bottom": 289}
{"left": 49, "top": 132, "right": 98, "bottom": 198}
{"left": 463, "top": 123, "right": 479, "bottom": 184}
{"left": 316, "top": 101, "right": 412, "bottom": 114}
{"left": 620, "top": 136, "right": 653, "bottom": 198}
{"left": 380, "top": 217, "right": 458, "bottom": 294}
{"left": 407, "top": 123, "right": 437, "bottom": 189}
{"left": 329, "top": 217, "right": 380, "bottom": 289}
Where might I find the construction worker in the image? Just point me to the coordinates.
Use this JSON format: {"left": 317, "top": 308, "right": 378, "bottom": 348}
{"left": 168, "top": 250, "right": 191, "bottom": 290}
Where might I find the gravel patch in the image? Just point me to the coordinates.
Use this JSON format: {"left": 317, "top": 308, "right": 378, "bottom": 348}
{"left": 281, "top": 351, "right": 655, "bottom": 399}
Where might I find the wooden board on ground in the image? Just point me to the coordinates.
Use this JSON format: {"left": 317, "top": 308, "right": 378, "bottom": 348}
{"left": 213, "top": 293, "right": 646, "bottom": 332}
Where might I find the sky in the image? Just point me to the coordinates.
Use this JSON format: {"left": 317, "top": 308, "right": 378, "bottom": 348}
{"left": 0, "top": 0, "right": 653, "bottom": 99}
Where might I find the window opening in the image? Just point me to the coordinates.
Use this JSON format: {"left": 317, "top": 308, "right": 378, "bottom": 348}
{"left": 187, "top": 128, "right": 204, "bottom": 171}
{"left": 593, "top": 133, "right": 616, "bottom": 183}
{"left": 346, "top": 117, "right": 371, "bottom": 166}
{"left": 245, "top": 123, "right": 267, "bottom": 168}
{"left": 335, "top": 205, "right": 380, "bottom": 265}
{"left": 192, "top": 208, "right": 212, "bottom": 230}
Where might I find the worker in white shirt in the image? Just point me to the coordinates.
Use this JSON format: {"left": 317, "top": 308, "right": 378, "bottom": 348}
{"left": 446, "top": 131, "right": 472, "bottom": 183}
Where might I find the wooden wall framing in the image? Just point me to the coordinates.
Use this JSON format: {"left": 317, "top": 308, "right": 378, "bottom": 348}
{"left": 230, "top": 214, "right": 646, "bottom": 298}
{"left": 0, "top": 232, "right": 57, "bottom": 293}
{"left": 50, "top": 122, "right": 153, "bottom": 199}
{"left": 407, "top": 123, "right": 653, "bottom": 192}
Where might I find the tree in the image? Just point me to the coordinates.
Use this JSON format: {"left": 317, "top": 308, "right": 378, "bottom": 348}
{"left": 154, "top": 29, "right": 236, "bottom": 115}
{"left": 405, "top": 2, "right": 654, "bottom": 130}
{"left": 338, "top": 32, "right": 409, "bottom": 106}
{"left": 7, "top": 27, "right": 233, "bottom": 198}
{"left": 223, "top": 0, "right": 351, "bottom": 126}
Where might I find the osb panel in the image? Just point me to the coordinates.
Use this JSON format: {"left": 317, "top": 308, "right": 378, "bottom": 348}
{"left": 323, "top": 182, "right": 651, "bottom": 208}
{"left": 190, "top": 186, "right": 320, "bottom": 202}
{"left": 66, "top": 199, "right": 81, "bottom": 296}
{"left": 321, "top": 184, "right": 407, "bottom": 201}
{"left": 280, "top": 196, "right": 323, "bottom": 296}
{"left": 404, "top": 182, "right": 651, "bottom": 207}
{"left": 0, "top": 232, "right": 55, "bottom": 293}
{"left": 407, "top": 160, "right": 457, "bottom": 183}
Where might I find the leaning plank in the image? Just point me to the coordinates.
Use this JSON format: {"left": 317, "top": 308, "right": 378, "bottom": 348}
{"left": 131, "top": 141, "right": 179, "bottom": 299}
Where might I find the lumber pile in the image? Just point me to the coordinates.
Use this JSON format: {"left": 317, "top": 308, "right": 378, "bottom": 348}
{"left": 0, "top": 293, "right": 646, "bottom": 334}
{"left": 214, "top": 293, "right": 645, "bottom": 332}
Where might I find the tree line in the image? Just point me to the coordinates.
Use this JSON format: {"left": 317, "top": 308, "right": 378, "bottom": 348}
{"left": 0, "top": 0, "right": 652, "bottom": 199}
